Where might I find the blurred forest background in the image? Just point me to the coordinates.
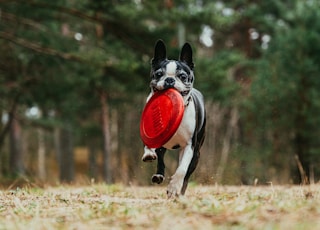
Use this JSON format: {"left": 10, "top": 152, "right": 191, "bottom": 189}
{"left": 0, "top": 0, "right": 319, "bottom": 186}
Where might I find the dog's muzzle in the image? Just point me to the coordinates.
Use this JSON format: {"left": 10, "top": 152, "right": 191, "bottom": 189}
{"left": 164, "top": 78, "right": 175, "bottom": 89}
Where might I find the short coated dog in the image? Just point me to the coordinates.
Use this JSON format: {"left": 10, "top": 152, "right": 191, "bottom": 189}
{"left": 142, "top": 40, "right": 206, "bottom": 198}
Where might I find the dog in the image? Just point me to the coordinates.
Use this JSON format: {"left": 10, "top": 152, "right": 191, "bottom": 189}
{"left": 142, "top": 40, "right": 206, "bottom": 198}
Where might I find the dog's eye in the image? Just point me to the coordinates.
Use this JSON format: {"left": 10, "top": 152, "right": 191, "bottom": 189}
{"left": 178, "top": 73, "right": 188, "bottom": 82}
{"left": 154, "top": 71, "right": 163, "bottom": 79}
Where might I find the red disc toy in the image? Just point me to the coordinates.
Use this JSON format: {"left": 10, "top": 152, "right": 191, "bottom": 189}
{"left": 140, "top": 88, "right": 185, "bottom": 148}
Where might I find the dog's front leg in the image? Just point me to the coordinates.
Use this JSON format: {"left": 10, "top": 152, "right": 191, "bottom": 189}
{"left": 167, "top": 144, "right": 193, "bottom": 198}
{"left": 142, "top": 147, "right": 167, "bottom": 184}
{"left": 152, "top": 147, "right": 166, "bottom": 184}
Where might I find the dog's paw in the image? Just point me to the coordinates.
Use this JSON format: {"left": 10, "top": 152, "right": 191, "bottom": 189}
{"left": 142, "top": 149, "right": 157, "bottom": 162}
{"left": 142, "top": 153, "right": 157, "bottom": 162}
{"left": 151, "top": 174, "right": 165, "bottom": 184}
{"left": 166, "top": 174, "right": 184, "bottom": 198}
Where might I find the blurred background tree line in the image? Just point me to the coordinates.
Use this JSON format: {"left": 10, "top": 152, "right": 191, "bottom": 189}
{"left": 0, "top": 0, "right": 319, "bottom": 186}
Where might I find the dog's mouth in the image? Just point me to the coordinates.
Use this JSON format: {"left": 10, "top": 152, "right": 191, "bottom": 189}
{"left": 152, "top": 86, "right": 159, "bottom": 92}
{"left": 180, "top": 90, "right": 190, "bottom": 96}
{"left": 153, "top": 86, "right": 190, "bottom": 96}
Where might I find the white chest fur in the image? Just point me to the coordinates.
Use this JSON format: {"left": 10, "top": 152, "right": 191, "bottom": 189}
{"left": 163, "top": 97, "right": 196, "bottom": 149}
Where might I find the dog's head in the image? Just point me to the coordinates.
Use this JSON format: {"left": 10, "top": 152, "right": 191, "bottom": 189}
{"left": 150, "top": 40, "right": 194, "bottom": 101}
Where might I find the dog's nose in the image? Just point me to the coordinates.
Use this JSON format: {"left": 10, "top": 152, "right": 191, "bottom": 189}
{"left": 164, "top": 78, "right": 175, "bottom": 88}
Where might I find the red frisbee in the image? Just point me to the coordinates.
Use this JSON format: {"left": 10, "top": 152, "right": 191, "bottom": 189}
{"left": 140, "top": 88, "right": 184, "bottom": 148}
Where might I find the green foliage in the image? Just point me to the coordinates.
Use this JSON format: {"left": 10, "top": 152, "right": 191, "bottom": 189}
{"left": 1, "top": 0, "right": 320, "bottom": 183}
{"left": 197, "top": 51, "right": 244, "bottom": 105}
{"left": 250, "top": 0, "right": 320, "bottom": 178}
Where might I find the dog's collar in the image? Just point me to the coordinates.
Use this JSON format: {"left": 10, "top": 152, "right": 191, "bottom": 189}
{"left": 180, "top": 90, "right": 191, "bottom": 107}
{"left": 185, "top": 95, "right": 192, "bottom": 107}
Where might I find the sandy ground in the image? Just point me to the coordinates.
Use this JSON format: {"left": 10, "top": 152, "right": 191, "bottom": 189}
{"left": 0, "top": 184, "right": 319, "bottom": 229}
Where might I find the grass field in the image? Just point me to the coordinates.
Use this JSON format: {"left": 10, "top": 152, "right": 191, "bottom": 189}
{"left": 0, "top": 183, "right": 319, "bottom": 229}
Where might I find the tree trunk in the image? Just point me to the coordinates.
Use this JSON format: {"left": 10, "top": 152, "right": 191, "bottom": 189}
{"left": 294, "top": 132, "right": 310, "bottom": 184}
{"left": 0, "top": 93, "right": 20, "bottom": 155}
{"left": 54, "top": 127, "right": 61, "bottom": 169}
{"left": 88, "top": 142, "right": 97, "bottom": 181}
{"left": 177, "top": 22, "right": 185, "bottom": 47}
{"left": 216, "top": 107, "right": 239, "bottom": 183}
{"left": 9, "top": 113, "right": 24, "bottom": 176}
{"left": 57, "top": 125, "right": 74, "bottom": 183}
{"left": 292, "top": 76, "right": 311, "bottom": 184}
{"left": 100, "top": 91, "right": 112, "bottom": 183}
{"left": 37, "top": 128, "right": 46, "bottom": 181}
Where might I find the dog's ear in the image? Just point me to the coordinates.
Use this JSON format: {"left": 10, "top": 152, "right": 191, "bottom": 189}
{"left": 152, "top": 40, "right": 166, "bottom": 66}
{"left": 180, "top": 43, "right": 194, "bottom": 70}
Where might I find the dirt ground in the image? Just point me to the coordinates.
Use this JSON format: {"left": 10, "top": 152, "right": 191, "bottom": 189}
{"left": 0, "top": 184, "right": 319, "bottom": 229}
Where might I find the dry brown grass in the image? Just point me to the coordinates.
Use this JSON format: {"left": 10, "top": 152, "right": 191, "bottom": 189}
{"left": 0, "top": 184, "right": 319, "bottom": 229}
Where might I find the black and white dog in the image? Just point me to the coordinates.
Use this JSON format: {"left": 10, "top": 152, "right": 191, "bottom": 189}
{"left": 142, "top": 40, "right": 206, "bottom": 197}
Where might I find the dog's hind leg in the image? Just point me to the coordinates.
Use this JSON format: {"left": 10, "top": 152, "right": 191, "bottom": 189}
{"left": 151, "top": 147, "right": 166, "bottom": 184}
